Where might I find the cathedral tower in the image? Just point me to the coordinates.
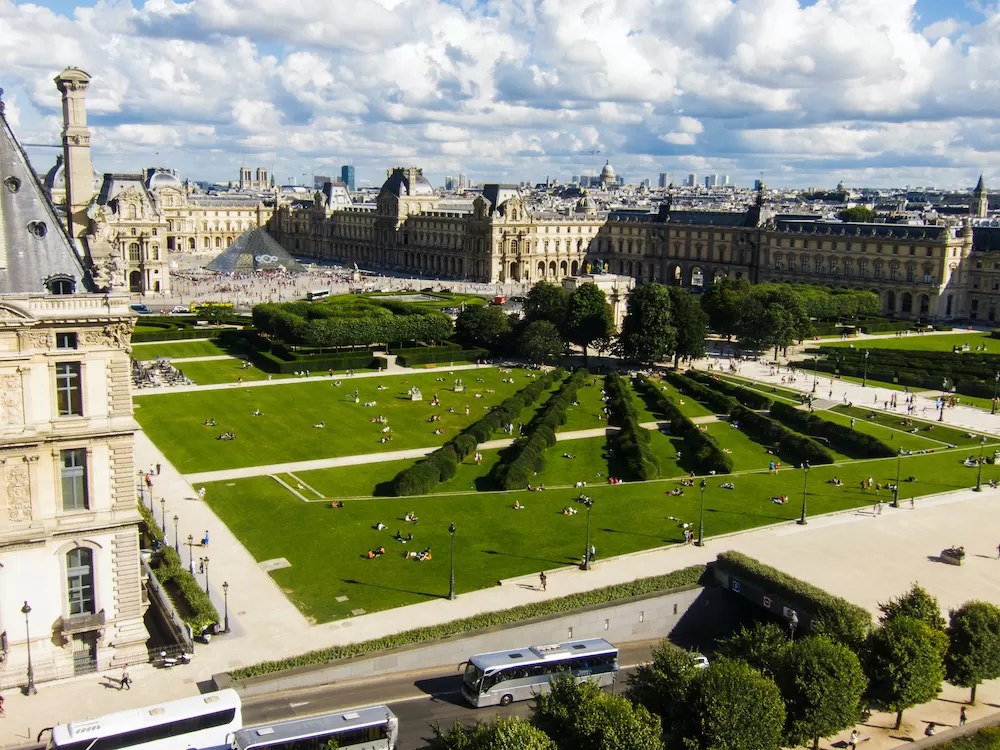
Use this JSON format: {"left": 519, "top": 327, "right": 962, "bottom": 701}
{"left": 54, "top": 67, "right": 95, "bottom": 244}
{"left": 973, "top": 174, "right": 988, "bottom": 219}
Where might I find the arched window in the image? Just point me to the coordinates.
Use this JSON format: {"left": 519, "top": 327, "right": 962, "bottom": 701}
{"left": 67, "top": 548, "right": 95, "bottom": 616}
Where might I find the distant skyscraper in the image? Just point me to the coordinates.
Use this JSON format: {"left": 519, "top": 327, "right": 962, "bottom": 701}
{"left": 314, "top": 175, "right": 331, "bottom": 189}
{"left": 458, "top": 173, "right": 467, "bottom": 189}
{"left": 754, "top": 179, "right": 763, "bottom": 191}
{"left": 658, "top": 172, "right": 670, "bottom": 188}
{"left": 572, "top": 175, "right": 580, "bottom": 184}
{"left": 705, "top": 174, "right": 718, "bottom": 188}
{"left": 687, "top": 173, "right": 697, "bottom": 187}
{"left": 340, "top": 165, "right": 355, "bottom": 192}
{"left": 445, "top": 176, "right": 455, "bottom": 190}
{"left": 723, "top": 175, "right": 730, "bottom": 186}
{"left": 641, "top": 178, "right": 650, "bottom": 189}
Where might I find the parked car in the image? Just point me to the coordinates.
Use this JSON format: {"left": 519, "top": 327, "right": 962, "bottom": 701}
{"left": 130, "top": 304, "right": 152, "bottom": 315}
{"left": 170, "top": 306, "right": 190, "bottom": 315}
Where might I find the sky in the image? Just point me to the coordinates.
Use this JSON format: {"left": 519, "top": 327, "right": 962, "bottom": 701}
{"left": 0, "top": 0, "right": 997, "bottom": 190}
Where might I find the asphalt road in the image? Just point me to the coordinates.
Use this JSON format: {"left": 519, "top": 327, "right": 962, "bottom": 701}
{"left": 242, "top": 640, "right": 660, "bottom": 750}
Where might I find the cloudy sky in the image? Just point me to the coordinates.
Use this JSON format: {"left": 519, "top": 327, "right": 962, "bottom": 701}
{"left": 0, "top": 0, "right": 995, "bottom": 189}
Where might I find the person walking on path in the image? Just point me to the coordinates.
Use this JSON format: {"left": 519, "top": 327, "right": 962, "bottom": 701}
{"left": 960, "top": 706, "right": 968, "bottom": 725}
{"left": 848, "top": 729, "right": 859, "bottom": 749}
{"left": 0, "top": 692, "right": 5, "bottom": 717}
{"left": 119, "top": 666, "right": 131, "bottom": 691}
{"left": 539, "top": 571, "right": 547, "bottom": 592}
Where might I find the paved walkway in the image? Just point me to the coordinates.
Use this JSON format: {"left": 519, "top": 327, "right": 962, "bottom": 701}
{"left": 160, "top": 355, "right": 233, "bottom": 364}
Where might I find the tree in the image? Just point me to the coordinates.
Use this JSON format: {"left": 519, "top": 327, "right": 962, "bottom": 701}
{"left": 715, "top": 621, "right": 790, "bottom": 678}
{"left": 519, "top": 320, "right": 565, "bottom": 364}
{"left": 839, "top": 206, "right": 876, "bottom": 223}
{"left": 618, "top": 283, "right": 676, "bottom": 364}
{"left": 684, "top": 658, "right": 786, "bottom": 750}
{"left": 627, "top": 641, "right": 702, "bottom": 729}
{"left": 879, "top": 584, "right": 947, "bottom": 632}
{"left": 523, "top": 281, "right": 570, "bottom": 329}
{"left": 454, "top": 305, "right": 511, "bottom": 349}
{"left": 946, "top": 601, "right": 1000, "bottom": 704}
{"left": 532, "top": 673, "right": 662, "bottom": 750}
{"left": 564, "top": 283, "right": 614, "bottom": 361}
{"left": 430, "top": 717, "right": 556, "bottom": 750}
{"left": 776, "top": 635, "right": 868, "bottom": 750}
{"left": 865, "top": 615, "right": 948, "bottom": 729}
{"left": 701, "top": 276, "right": 751, "bottom": 339}
{"left": 666, "top": 286, "right": 707, "bottom": 366}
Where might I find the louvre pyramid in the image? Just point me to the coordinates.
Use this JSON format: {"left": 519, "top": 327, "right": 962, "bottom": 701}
{"left": 205, "top": 228, "right": 306, "bottom": 274}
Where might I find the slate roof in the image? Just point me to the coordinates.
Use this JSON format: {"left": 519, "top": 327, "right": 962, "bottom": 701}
{"left": 480, "top": 184, "right": 521, "bottom": 212}
{"left": 973, "top": 226, "right": 1000, "bottom": 253}
{"left": 666, "top": 210, "right": 755, "bottom": 227}
{"left": 205, "top": 228, "right": 305, "bottom": 274}
{"left": 0, "top": 98, "right": 91, "bottom": 293}
{"left": 774, "top": 219, "right": 949, "bottom": 241}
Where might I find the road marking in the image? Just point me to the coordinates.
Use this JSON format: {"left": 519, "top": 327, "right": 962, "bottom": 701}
{"left": 289, "top": 701, "right": 311, "bottom": 708}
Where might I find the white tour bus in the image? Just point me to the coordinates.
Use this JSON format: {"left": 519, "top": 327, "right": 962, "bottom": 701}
{"left": 306, "top": 289, "right": 331, "bottom": 301}
{"left": 47, "top": 689, "right": 242, "bottom": 750}
{"left": 461, "top": 638, "right": 619, "bottom": 708}
{"left": 234, "top": 705, "right": 398, "bottom": 750}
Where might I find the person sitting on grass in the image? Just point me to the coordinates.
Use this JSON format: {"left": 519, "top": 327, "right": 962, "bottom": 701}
{"left": 328, "top": 500, "right": 343, "bottom": 509}
{"left": 771, "top": 495, "right": 789, "bottom": 504}
{"left": 375, "top": 546, "right": 386, "bottom": 556}
{"left": 513, "top": 500, "right": 525, "bottom": 510}
{"left": 204, "top": 418, "right": 217, "bottom": 426}
{"left": 417, "top": 549, "right": 432, "bottom": 561}
{"left": 365, "top": 550, "right": 376, "bottom": 559}
{"left": 313, "top": 421, "right": 326, "bottom": 429}
{"left": 218, "top": 432, "right": 235, "bottom": 441}
{"left": 251, "top": 409, "right": 263, "bottom": 417}
{"left": 404, "top": 511, "right": 418, "bottom": 523}
{"left": 375, "top": 522, "right": 387, "bottom": 531}
{"left": 668, "top": 488, "right": 684, "bottom": 497}
{"left": 720, "top": 482, "right": 735, "bottom": 490}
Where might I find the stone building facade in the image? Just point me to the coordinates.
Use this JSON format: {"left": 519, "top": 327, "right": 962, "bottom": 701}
{"left": 0, "top": 89, "right": 148, "bottom": 686}
{"left": 270, "top": 167, "right": 976, "bottom": 321}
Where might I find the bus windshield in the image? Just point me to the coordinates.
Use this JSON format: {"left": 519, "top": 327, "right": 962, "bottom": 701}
{"left": 463, "top": 663, "right": 484, "bottom": 693}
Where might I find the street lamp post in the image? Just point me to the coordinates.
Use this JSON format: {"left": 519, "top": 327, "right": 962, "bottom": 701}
{"left": 975, "top": 437, "right": 988, "bottom": 492}
{"left": 204, "top": 557, "right": 210, "bottom": 596}
{"left": 862, "top": 350, "right": 870, "bottom": 388}
{"left": 186, "top": 534, "right": 195, "bottom": 574}
{"left": 173, "top": 515, "right": 179, "bottom": 554}
{"left": 939, "top": 395, "right": 946, "bottom": 423}
{"left": 892, "top": 449, "right": 902, "bottom": 508}
{"left": 582, "top": 498, "right": 594, "bottom": 570}
{"left": 159, "top": 497, "right": 166, "bottom": 532}
{"left": 993, "top": 372, "right": 999, "bottom": 415}
{"left": 798, "top": 462, "right": 810, "bottom": 525}
{"left": 812, "top": 351, "right": 818, "bottom": 393}
{"left": 697, "top": 479, "right": 707, "bottom": 547}
{"left": 789, "top": 610, "right": 799, "bottom": 641}
{"left": 21, "top": 601, "right": 36, "bottom": 695}
{"left": 222, "top": 581, "right": 230, "bottom": 633}
{"left": 448, "top": 523, "right": 456, "bottom": 600}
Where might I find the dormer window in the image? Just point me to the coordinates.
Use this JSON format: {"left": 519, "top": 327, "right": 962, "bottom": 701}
{"left": 47, "top": 276, "right": 76, "bottom": 295}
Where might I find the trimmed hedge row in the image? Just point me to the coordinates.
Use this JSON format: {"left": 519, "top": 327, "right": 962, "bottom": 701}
{"left": 493, "top": 369, "right": 589, "bottom": 489}
{"left": 228, "top": 564, "right": 708, "bottom": 681}
{"left": 132, "top": 327, "right": 228, "bottom": 343}
{"left": 685, "top": 370, "right": 773, "bottom": 410}
{"left": 635, "top": 376, "right": 733, "bottom": 475}
{"left": 859, "top": 320, "right": 914, "bottom": 334}
{"left": 663, "top": 372, "right": 740, "bottom": 415}
{"left": 138, "top": 503, "right": 219, "bottom": 633}
{"left": 605, "top": 372, "right": 658, "bottom": 480}
{"left": 390, "top": 370, "right": 562, "bottom": 495}
{"left": 716, "top": 551, "right": 872, "bottom": 648}
{"left": 730, "top": 404, "right": 834, "bottom": 466}
{"left": 395, "top": 347, "right": 489, "bottom": 366}
{"left": 769, "top": 402, "right": 896, "bottom": 459}
{"left": 251, "top": 350, "right": 384, "bottom": 373}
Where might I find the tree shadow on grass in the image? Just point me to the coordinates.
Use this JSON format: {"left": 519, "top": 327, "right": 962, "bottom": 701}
{"left": 342, "top": 578, "right": 443, "bottom": 600}
{"left": 598, "top": 526, "right": 674, "bottom": 544}
{"left": 706, "top": 507, "right": 790, "bottom": 523}
{"left": 482, "top": 549, "right": 575, "bottom": 566}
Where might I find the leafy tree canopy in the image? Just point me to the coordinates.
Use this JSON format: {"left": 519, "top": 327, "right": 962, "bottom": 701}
{"left": 666, "top": 286, "right": 708, "bottom": 365}
{"left": 455, "top": 304, "right": 512, "bottom": 349}
{"left": 627, "top": 641, "right": 703, "bottom": 728}
{"left": 519, "top": 320, "right": 565, "bottom": 364}
{"left": 946, "top": 600, "right": 1000, "bottom": 704}
{"left": 618, "top": 283, "right": 676, "bottom": 364}
{"left": 523, "top": 281, "right": 570, "bottom": 329}
{"left": 879, "top": 583, "right": 947, "bottom": 632}
{"left": 430, "top": 717, "right": 557, "bottom": 750}
{"left": 564, "top": 283, "right": 614, "bottom": 359}
{"left": 839, "top": 206, "right": 877, "bottom": 223}
{"left": 715, "top": 621, "right": 791, "bottom": 678}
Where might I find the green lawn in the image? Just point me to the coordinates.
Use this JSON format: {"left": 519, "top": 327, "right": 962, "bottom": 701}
{"left": 717, "top": 374, "right": 804, "bottom": 406}
{"left": 559, "top": 376, "right": 609, "bottom": 432}
{"left": 823, "top": 331, "right": 993, "bottom": 353}
{"left": 815, "top": 408, "right": 948, "bottom": 453}
{"left": 703, "top": 422, "right": 779, "bottom": 472}
{"left": 647, "top": 379, "right": 715, "bottom": 420}
{"left": 530, "top": 436, "right": 612, "bottom": 487}
{"left": 830, "top": 405, "right": 988, "bottom": 447}
{"left": 204, "top": 444, "right": 1000, "bottom": 623}
{"left": 172, "top": 360, "right": 299, "bottom": 385}
{"left": 136, "top": 369, "right": 533, "bottom": 473}
{"left": 131, "top": 340, "right": 229, "bottom": 359}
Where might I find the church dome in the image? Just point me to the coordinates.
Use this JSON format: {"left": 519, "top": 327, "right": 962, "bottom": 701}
{"left": 575, "top": 191, "right": 597, "bottom": 214}
{"left": 43, "top": 155, "right": 101, "bottom": 194}
{"left": 600, "top": 161, "right": 616, "bottom": 181}
{"left": 148, "top": 170, "right": 181, "bottom": 190}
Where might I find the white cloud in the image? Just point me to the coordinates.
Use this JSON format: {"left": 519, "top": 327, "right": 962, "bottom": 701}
{"left": 1, "top": 0, "right": 999, "bottom": 187}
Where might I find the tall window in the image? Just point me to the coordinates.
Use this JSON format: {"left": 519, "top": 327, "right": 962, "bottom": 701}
{"left": 55, "top": 362, "right": 82, "bottom": 416}
{"left": 874, "top": 262, "right": 883, "bottom": 279}
{"left": 61, "top": 448, "right": 88, "bottom": 511}
{"left": 67, "top": 548, "right": 95, "bottom": 616}
{"left": 128, "top": 243, "right": 141, "bottom": 262}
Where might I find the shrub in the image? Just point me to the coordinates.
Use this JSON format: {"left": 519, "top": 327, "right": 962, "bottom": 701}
{"left": 730, "top": 405, "right": 834, "bottom": 466}
{"left": 769, "top": 402, "right": 896, "bottom": 459}
{"left": 229, "top": 565, "right": 708, "bottom": 681}
{"left": 605, "top": 372, "right": 658, "bottom": 480}
{"left": 394, "top": 347, "right": 489, "bottom": 366}
{"left": 664, "top": 372, "right": 740, "bottom": 415}
{"left": 716, "top": 551, "right": 871, "bottom": 649}
{"left": 685, "top": 370, "right": 773, "bottom": 410}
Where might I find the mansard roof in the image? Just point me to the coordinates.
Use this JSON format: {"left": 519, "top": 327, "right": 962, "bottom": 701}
{"left": 0, "top": 96, "right": 91, "bottom": 293}
{"left": 773, "top": 218, "right": 949, "bottom": 241}
{"left": 666, "top": 210, "right": 755, "bottom": 227}
{"left": 96, "top": 173, "right": 152, "bottom": 206}
{"left": 972, "top": 226, "right": 1000, "bottom": 253}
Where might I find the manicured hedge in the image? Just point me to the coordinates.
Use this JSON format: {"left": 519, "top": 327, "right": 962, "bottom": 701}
{"left": 395, "top": 347, "right": 489, "bottom": 366}
{"left": 664, "top": 372, "right": 740, "bottom": 415}
{"left": 493, "top": 369, "right": 588, "bottom": 489}
{"left": 390, "top": 370, "right": 562, "bottom": 495}
{"left": 138, "top": 503, "right": 219, "bottom": 633}
{"left": 730, "top": 405, "right": 834, "bottom": 466}
{"left": 605, "top": 372, "right": 658, "bottom": 480}
{"left": 685, "top": 370, "right": 773, "bottom": 410}
{"left": 635, "top": 375, "right": 733, "bottom": 475}
{"left": 859, "top": 320, "right": 914, "bottom": 334}
{"left": 716, "top": 551, "right": 872, "bottom": 648}
{"left": 769, "top": 402, "right": 896, "bottom": 459}
{"left": 250, "top": 350, "right": 384, "bottom": 374}
{"left": 228, "top": 564, "right": 708, "bottom": 681}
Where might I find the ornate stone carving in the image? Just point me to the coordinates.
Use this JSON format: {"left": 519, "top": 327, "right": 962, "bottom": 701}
{"left": 23, "top": 331, "right": 50, "bottom": 351}
{"left": 0, "top": 373, "right": 24, "bottom": 428}
{"left": 6, "top": 461, "right": 31, "bottom": 522}
{"left": 82, "top": 322, "right": 132, "bottom": 352}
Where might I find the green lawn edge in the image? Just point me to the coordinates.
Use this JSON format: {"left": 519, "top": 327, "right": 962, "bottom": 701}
{"left": 225, "top": 564, "right": 707, "bottom": 681}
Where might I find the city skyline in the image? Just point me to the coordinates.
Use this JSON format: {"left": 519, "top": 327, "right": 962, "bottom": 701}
{"left": 1, "top": 0, "right": 996, "bottom": 189}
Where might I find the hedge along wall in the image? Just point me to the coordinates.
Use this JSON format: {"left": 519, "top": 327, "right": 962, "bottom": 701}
{"left": 605, "top": 372, "right": 659, "bottom": 480}
{"left": 390, "top": 370, "right": 563, "bottom": 496}
{"left": 663, "top": 371, "right": 740, "bottom": 415}
{"left": 715, "top": 551, "right": 872, "bottom": 649}
{"left": 635, "top": 375, "right": 733, "bottom": 476}
{"left": 685, "top": 370, "right": 774, "bottom": 410}
{"left": 769, "top": 402, "right": 896, "bottom": 459}
{"left": 492, "top": 369, "right": 590, "bottom": 490}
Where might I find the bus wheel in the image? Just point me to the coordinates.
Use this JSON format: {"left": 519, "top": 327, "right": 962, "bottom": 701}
{"left": 500, "top": 694, "right": 513, "bottom": 707}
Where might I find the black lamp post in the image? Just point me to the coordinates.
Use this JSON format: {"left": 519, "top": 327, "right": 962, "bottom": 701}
{"left": 862, "top": 350, "right": 870, "bottom": 388}
{"left": 448, "top": 522, "right": 456, "bottom": 600}
{"left": 697, "top": 479, "right": 707, "bottom": 547}
{"left": 975, "top": 437, "right": 988, "bottom": 492}
{"left": 798, "top": 462, "right": 810, "bottom": 525}
{"left": 939, "top": 393, "right": 946, "bottom": 422}
{"left": 789, "top": 610, "right": 799, "bottom": 641}
{"left": 993, "top": 372, "right": 999, "bottom": 415}
{"left": 186, "top": 534, "right": 195, "bottom": 574}
{"left": 812, "top": 351, "right": 818, "bottom": 393}
{"left": 582, "top": 497, "right": 594, "bottom": 570}
{"left": 21, "top": 601, "right": 36, "bottom": 695}
{"left": 173, "top": 515, "right": 179, "bottom": 554}
{"left": 222, "top": 581, "right": 230, "bottom": 633}
{"left": 159, "top": 497, "right": 166, "bottom": 532}
{"left": 892, "top": 449, "right": 903, "bottom": 508}
{"left": 204, "top": 557, "right": 210, "bottom": 596}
